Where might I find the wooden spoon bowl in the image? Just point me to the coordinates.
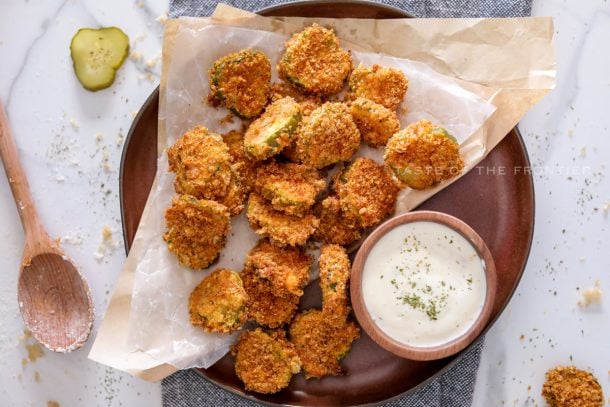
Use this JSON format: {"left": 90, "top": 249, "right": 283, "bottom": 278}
{"left": 0, "top": 101, "right": 94, "bottom": 352}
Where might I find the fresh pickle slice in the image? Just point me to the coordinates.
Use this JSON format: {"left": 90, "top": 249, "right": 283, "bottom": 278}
{"left": 70, "top": 27, "right": 129, "bottom": 91}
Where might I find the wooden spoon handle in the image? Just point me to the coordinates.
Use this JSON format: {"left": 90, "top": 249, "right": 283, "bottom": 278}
{"left": 0, "top": 101, "right": 45, "bottom": 239}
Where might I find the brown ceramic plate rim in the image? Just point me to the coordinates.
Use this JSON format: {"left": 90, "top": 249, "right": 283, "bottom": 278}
{"left": 351, "top": 210, "right": 497, "bottom": 361}
{"left": 118, "top": 1, "right": 536, "bottom": 405}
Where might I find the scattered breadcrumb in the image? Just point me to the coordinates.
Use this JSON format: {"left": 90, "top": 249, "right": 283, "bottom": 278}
{"left": 602, "top": 202, "right": 609, "bottom": 216}
{"left": 102, "top": 225, "right": 112, "bottom": 242}
{"left": 47, "top": 402, "right": 60, "bottom": 407}
{"left": 61, "top": 234, "right": 83, "bottom": 246}
{"left": 578, "top": 281, "right": 603, "bottom": 307}
{"left": 129, "top": 51, "right": 144, "bottom": 62}
{"left": 219, "top": 113, "right": 234, "bottom": 125}
{"left": 156, "top": 12, "right": 168, "bottom": 24}
{"left": 34, "top": 371, "right": 41, "bottom": 383}
{"left": 145, "top": 53, "right": 161, "bottom": 69}
{"left": 580, "top": 146, "right": 587, "bottom": 158}
{"left": 94, "top": 225, "right": 117, "bottom": 261}
{"left": 542, "top": 366, "right": 603, "bottom": 407}
{"left": 130, "top": 110, "right": 139, "bottom": 118}
{"left": 20, "top": 331, "right": 45, "bottom": 365}
{"left": 70, "top": 118, "right": 79, "bottom": 130}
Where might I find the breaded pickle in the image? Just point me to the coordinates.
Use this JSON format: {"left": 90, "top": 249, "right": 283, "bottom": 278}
{"left": 209, "top": 49, "right": 271, "bottom": 118}
{"left": 189, "top": 268, "right": 248, "bottom": 333}
{"left": 233, "top": 328, "right": 301, "bottom": 394}
{"left": 247, "top": 192, "right": 319, "bottom": 247}
{"left": 384, "top": 120, "right": 464, "bottom": 190}
{"left": 348, "top": 64, "right": 408, "bottom": 110}
{"left": 163, "top": 195, "right": 231, "bottom": 270}
{"left": 295, "top": 102, "right": 360, "bottom": 169}
{"left": 244, "top": 97, "right": 302, "bottom": 160}
{"left": 254, "top": 160, "right": 325, "bottom": 216}
{"left": 278, "top": 24, "right": 352, "bottom": 96}
{"left": 349, "top": 97, "right": 400, "bottom": 147}
{"left": 167, "top": 125, "right": 233, "bottom": 201}
{"left": 333, "top": 158, "right": 398, "bottom": 228}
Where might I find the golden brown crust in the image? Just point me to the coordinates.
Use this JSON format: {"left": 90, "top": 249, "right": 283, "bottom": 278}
{"left": 384, "top": 120, "right": 464, "bottom": 190}
{"left": 232, "top": 328, "right": 301, "bottom": 394}
{"left": 271, "top": 81, "right": 323, "bottom": 117}
{"left": 245, "top": 239, "right": 312, "bottom": 297}
{"left": 209, "top": 49, "right": 271, "bottom": 119}
{"left": 333, "top": 158, "right": 399, "bottom": 228}
{"left": 247, "top": 192, "right": 319, "bottom": 246}
{"left": 242, "top": 265, "right": 301, "bottom": 328}
{"left": 222, "top": 130, "right": 258, "bottom": 194}
{"left": 289, "top": 309, "right": 359, "bottom": 379}
{"left": 542, "top": 366, "right": 603, "bottom": 407}
{"left": 278, "top": 24, "right": 352, "bottom": 96}
{"left": 254, "top": 160, "right": 325, "bottom": 216}
{"left": 244, "top": 97, "right": 302, "bottom": 161}
{"left": 167, "top": 125, "right": 233, "bottom": 201}
{"left": 347, "top": 64, "right": 408, "bottom": 110}
{"left": 313, "top": 196, "right": 362, "bottom": 246}
{"left": 319, "top": 244, "right": 351, "bottom": 319}
{"left": 163, "top": 195, "right": 231, "bottom": 270}
{"left": 295, "top": 102, "right": 361, "bottom": 169}
{"left": 188, "top": 268, "right": 248, "bottom": 333}
{"left": 349, "top": 97, "right": 400, "bottom": 148}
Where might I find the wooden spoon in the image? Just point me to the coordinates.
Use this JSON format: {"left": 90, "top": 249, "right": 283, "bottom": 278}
{"left": 0, "top": 101, "right": 94, "bottom": 352}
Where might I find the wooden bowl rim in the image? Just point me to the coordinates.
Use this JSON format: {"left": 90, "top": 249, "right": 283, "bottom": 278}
{"left": 350, "top": 210, "right": 497, "bottom": 361}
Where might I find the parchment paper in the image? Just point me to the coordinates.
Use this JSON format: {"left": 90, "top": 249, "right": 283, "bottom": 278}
{"left": 89, "top": 5, "right": 555, "bottom": 382}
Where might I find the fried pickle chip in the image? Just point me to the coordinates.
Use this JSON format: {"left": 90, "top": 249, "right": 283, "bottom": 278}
{"left": 242, "top": 265, "right": 300, "bottom": 328}
{"left": 347, "top": 64, "right": 408, "bottom": 110}
{"left": 244, "top": 97, "right": 302, "bottom": 161}
{"left": 254, "top": 160, "right": 325, "bottom": 216}
{"left": 189, "top": 268, "right": 248, "bottom": 333}
{"left": 542, "top": 366, "right": 603, "bottom": 407}
{"left": 384, "top": 120, "right": 464, "bottom": 190}
{"left": 163, "top": 195, "right": 231, "bottom": 270}
{"left": 271, "top": 81, "right": 323, "bottom": 117}
{"left": 209, "top": 49, "right": 271, "bottom": 119}
{"left": 313, "top": 196, "right": 362, "bottom": 246}
{"left": 247, "top": 192, "right": 319, "bottom": 246}
{"left": 333, "top": 158, "right": 398, "bottom": 228}
{"left": 278, "top": 23, "right": 352, "bottom": 96}
{"left": 349, "top": 97, "right": 400, "bottom": 148}
{"left": 222, "top": 130, "right": 258, "bottom": 194}
{"left": 219, "top": 169, "right": 246, "bottom": 217}
{"left": 295, "top": 102, "right": 361, "bottom": 169}
{"left": 233, "top": 328, "right": 301, "bottom": 394}
{"left": 319, "top": 244, "right": 351, "bottom": 319}
{"left": 245, "top": 239, "right": 312, "bottom": 297}
{"left": 289, "top": 310, "right": 359, "bottom": 379}
{"left": 167, "top": 126, "right": 233, "bottom": 201}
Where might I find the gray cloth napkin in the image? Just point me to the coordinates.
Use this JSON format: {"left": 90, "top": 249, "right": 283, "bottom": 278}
{"left": 162, "top": 1, "right": 532, "bottom": 406}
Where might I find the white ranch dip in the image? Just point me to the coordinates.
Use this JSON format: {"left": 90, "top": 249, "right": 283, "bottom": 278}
{"left": 362, "top": 221, "right": 486, "bottom": 347}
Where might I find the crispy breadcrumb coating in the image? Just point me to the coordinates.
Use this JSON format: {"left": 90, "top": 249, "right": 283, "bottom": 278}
{"left": 313, "top": 196, "right": 362, "bottom": 246}
{"left": 209, "top": 49, "right": 271, "bottom": 119}
{"left": 245, "top": 239, "right": 312, "bottom": 297}
{"left": 163, "top": 195, "right": 231, "bottom": 270}
{"left": 333, "top": 158, "right": 398, "bottom": 228}
{"left": 222, "top": 130, "right": 258, "bottom": 194}
{"left": 219, "top": 169, "right": 246, "bottom": 217}
{"left": 347, "top": 64, "right": 408, "bottom": 110}
{"left": 254, "top": 160, "right": 325, "bottom": 216}
{"left": 233, "top": 328, "right": 301, "bottom": 394}
{"left": 349, "top": 97, "right": 400, "bottom": 148}
{"left": 278, "top": 23, "right": 352, "bottom": 96}
{"left": 242, "top": 265, "right": 300, "bottom": 328}
{"left": 289, "top": 310, "right": 359, "bottom": 379}
{"left": 244, "top": 97, "right": 302, "bottom": 161}
{"left": 247, "top": 192, "right": 319, "bottom": 246}
{"left": 295, "top": 102, "right": 361, "bottom": 169}
{"left": 542, "top": 366, "right": 603, "bottom": 407}
{"left": 271, "top": 81, "right": 323, "bottom": 117}
{"left": 319, "top": 244, "right": 351, "bottom": 319}
{"left": 384, "top": 120, "right": 464, "bottom": 190}
{"left": 188, "top": 268, "right": 247, "bottom": 333}
{"left": 167, "top": 125, "right": 232, "bottom": 201}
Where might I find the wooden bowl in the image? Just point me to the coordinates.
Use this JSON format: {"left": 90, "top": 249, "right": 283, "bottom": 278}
{"left": 351, "top": 210, "right": 497, "bottom": 361}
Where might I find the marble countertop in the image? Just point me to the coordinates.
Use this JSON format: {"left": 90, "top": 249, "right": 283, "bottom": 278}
{"left": 0, "top": 0, "right": 607, "bottom": 406}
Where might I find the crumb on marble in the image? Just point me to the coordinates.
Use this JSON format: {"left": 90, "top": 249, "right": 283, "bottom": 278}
{"left": 34, "top": 371, "right": 41, "bottom": 383}
{"left": 130, "top": 110, "right": 139, "bottom": 118}
{"left": 219, "top": 112, "right": 234, "bottom": 125}
{"left": 70, "top": 118, "right": 79, "bottom": 130}
{"left": 578, "top": 281, "right": 603, "bottom": 307}
{"left": 47, "top": 402, "right": 60, "bottom": 407}
{"left": 156, "top": 12, "right": 168, "bottom": 24}
{"left": 580, "top": 146, "right": 587, "bottom": 158}
{"left": 130, "top": 51, "right": 144, "bottom": 62}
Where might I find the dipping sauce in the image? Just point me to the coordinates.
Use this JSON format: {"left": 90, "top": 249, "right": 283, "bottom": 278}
{"left": 362, "top": 221, "right": 486, "bottom": 347}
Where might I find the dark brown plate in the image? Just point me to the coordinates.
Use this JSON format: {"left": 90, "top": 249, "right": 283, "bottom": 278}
{"left": 120, "top": 1, "right": 534, "bottom": 405}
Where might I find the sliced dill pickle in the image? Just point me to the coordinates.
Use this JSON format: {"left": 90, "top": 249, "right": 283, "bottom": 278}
{"left": 70, "top": 27, "right": 129, "bottom": 91}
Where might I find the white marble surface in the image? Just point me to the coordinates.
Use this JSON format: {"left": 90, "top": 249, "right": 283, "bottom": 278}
{"left": 0, "top": 0, "right": 607, "bottom": 406}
